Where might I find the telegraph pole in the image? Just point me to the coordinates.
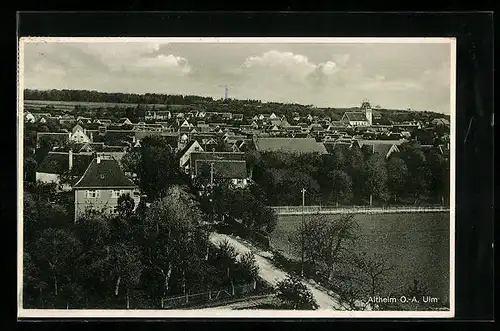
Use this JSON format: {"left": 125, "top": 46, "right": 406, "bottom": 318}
{"left": 301, "top": 188, "right": 306, "bottom": 277}
{"left": 206, "top": 162, "right": 215, "bottom": 262}
{"left": 210, "top": 162, "right": 215, "bottom": 223}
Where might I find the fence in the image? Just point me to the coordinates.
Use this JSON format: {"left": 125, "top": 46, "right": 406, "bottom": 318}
{"left": 270, "top": 205, "right": 450, "bottom": 215}
{"left": 161, "top": 281, "right": 257, "bottom": 309}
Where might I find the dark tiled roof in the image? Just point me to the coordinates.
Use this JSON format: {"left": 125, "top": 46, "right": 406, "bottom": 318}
{"left": 37, "top": 132, "right": 70, "bottom": 145}
{"left": 37, "top": 152, "right": 93, "bottom": 176}
{"left": 361, "top": 144, "right": 395, "bottom": 157}
{"left": 254, "top": 137, "right": 328, "bottom": 154}
{"left": 72, "top": 124, "right": 84, "bottom": 133}
{"left": 195, "top": 160, "right": 247, "bottom": 179}
{"left": 344, "top": 112, "right": 368, "bottom": 122}
{"left": 73, "top": 158, "right": 136, "bottom": 189}
{"left": 179, "top": 140, "right": 198, "bottom": 156}
{"left": 358, "top": 139, "right": 406, "bottom": 146}
{"left": 189, "top": 151, "right": 246, "bottom": 171}
{"left": 323, "top": 142, "right": 352, "bottom": 154}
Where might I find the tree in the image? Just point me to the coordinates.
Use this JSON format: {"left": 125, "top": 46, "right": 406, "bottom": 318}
{"left": 362, "top": 153, "right": 389, "bottom": 205}
{"left": 116, "top": 193, "right": 135, "bottom": 219}
{"left": 138, "top": 136, "right": 180, "bottom": 200}
{"left": 326, "top": 170, "right": 353, "bottom": 205}
{"left": 386, "top": 156, "right": 409, "bottom": 203}
{"left": 24, "top": 157, "right": 37, "bottom": 183}
{"left": 245, "top": 150, "right": 262, "bottom": 179}
{"left": 34, "top": 228, "right": 82, "bottom": 298}
{"left": 106, "top": 243, "right": 143, "bottom": 309}
{"left": 351, "top": 252, "right": 394, "bottom": 301}
{"left": 120, "top": 149, "right": 141, "bottom": 178}
{"left": 143, "top": 185, "right": 206, "bottom": 302}
{"left": 59, "top": 283, "right": 85, "bottom": 309}
{"left": 346, "top": 146, "right": 364, "bottom": 202}
{"left": 23, "top": 192, "right": 39, "bottom": 245}
{"left": 38, "top": 202, "right": 71, "bottom": 230}
{"left": 399, "top": 143, "right": 428, "bottom": 203}
{"left": 426, "top": 149, "right": 448, "bottom": 204}
{"left": 331, "top": 252, "right": 393, "bottom": 310}
{"left": 275, "top": 274, "right": 319, "bottom": 310}
{"left": 213, "top": 240, "right": 238, "bottom": 282}
{"left": 235, "top": 252, "right": 259, "bottom": 283}
{"left": 290, "top": 214, "right": 358, "bottom": 281}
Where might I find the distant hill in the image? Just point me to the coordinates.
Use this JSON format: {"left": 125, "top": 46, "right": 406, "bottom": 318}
{"left": 24, "top": 89, "right": 450, "bottom": 122}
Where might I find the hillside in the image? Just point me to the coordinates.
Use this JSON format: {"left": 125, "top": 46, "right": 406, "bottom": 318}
{"left": 24, "top": 89, "right": 451, "bottom": 123}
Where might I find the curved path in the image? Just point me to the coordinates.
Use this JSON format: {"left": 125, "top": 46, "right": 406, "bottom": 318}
{"left": 209, "top": 232, "right": 346, "bottom": 310}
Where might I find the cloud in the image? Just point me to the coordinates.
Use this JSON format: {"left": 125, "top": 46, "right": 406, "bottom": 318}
{"left": 318, "top": 61, "right": 338, "bottom": 75}
{"left": 242, "top": 50, "right": 319, "bottom": 82}
{"left": 22, "top": 42, "right": 452, "bottom": 113}
{"left": 130, "top": 54, "right": 191, "bottom": 75}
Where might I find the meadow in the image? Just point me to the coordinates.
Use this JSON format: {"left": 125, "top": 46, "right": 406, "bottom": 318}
{"left": 23, "top": 99, "right": 179, "bottom": 110}
{"left": 270, "top": 212, "right": 450, "bottom": 302}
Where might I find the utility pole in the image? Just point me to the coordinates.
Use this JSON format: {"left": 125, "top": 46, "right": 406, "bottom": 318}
{"left": 210, "top": 162, "right": 215, "bottom": 223}
{"left": 301, "top": 188, "right": 306, "bottom": 277}
{"left": 210, "top": 162, "right": 214, "bottom": 187}
{"left": 206, "top": 162, "right": 215, "bottom": 262}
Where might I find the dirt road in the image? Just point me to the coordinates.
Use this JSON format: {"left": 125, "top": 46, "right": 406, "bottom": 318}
{"left": 209, "top": 232, "right": 346, "bottom": 310}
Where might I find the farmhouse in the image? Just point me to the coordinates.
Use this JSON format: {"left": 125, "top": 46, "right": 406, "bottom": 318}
{"left": 69, "top": 125, "right": 91, "bottom": 144}
{"left": 179, "top": 140, "right": 204, "bottom": 174}
{"left": 194, "top": 159, "right": 249, "bottom": 188}
{"left": 73, "top": 156, "right": 140, "bottom": 221}
{"left": 145, "top": 110, "right": 171, "bottom": 121}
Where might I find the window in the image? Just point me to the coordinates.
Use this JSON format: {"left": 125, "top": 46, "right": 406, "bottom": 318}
{"left": 86, "top": 190, "right": 100, "bottom": 198}
{"left": 112, "top": 190, "right": 121, "bottom": 198}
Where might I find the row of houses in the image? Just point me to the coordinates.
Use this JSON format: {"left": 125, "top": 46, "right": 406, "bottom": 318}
{"left": 35, "top": 133, "right": 449, "bottom": 223}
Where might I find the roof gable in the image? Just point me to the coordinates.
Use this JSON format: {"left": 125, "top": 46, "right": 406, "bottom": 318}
{"left": 344, "top": 112, "right": 368, "bottom": 122}
{"left": 73, "top": 158, "right": 136, "bottom": 189}
{"left": 37, "top": 152, "right": 93, "bottom": 177}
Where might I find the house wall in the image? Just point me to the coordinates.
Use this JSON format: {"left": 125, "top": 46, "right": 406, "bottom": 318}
{"left": 179, "top": 141, "right": 203, "bottom": 169}
{"left": 74, "top": 188, "right": 140, "bottom": 220}
{"left": 231, "top": 178, "right": 248, "bottom": 188}
{"left": 70, "top": 131, "right": 91, "bottom": 143}
{"left": 350, "top": 120, "right": 369, "bottom": 127}
{"left": 36, "top": 172, "right": 60, "bottom": 184}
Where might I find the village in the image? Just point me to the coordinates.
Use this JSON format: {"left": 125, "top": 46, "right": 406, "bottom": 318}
{"left": 22, "top": 91, "right": 451, "bottom": 311}
{"left": 26, "top": 97, "right": 450, "bottom": 217}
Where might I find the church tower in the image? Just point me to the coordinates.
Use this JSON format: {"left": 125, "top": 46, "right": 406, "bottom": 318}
{"left": 361, "top": 100, "right": 373, "bottom": 126}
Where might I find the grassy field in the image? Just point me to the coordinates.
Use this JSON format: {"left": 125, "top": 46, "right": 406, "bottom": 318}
{"left": 24, "top": 99, "right": 179, "bottom": 110}
{"left": 270, "top": 212, "right": 450, "bottom": 302}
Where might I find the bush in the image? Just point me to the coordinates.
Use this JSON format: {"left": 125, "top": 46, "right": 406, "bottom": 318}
{"left": 275, "top": 274, "right": 318, "bottom": 310}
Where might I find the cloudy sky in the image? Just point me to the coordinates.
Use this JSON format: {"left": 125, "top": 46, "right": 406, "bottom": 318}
{"left": 22, "top": 39, "right": 453, "bottom": 113}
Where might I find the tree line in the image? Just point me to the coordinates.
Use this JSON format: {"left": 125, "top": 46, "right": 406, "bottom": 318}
{"left": 248, "top": 141, "right": 450, "bottom": 207}
{"left": 25, "top": 89, "right": 450, "bottom": 124}
{"left": 25, "top": 89, "right": 215, "bottom": 106}
{"left": 23, "top": 182, "right": 261, "bottom": 309}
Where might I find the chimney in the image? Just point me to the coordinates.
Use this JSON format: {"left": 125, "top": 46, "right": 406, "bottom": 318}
{"left": 68, "top": 149, "right": 73, "bottom": 171}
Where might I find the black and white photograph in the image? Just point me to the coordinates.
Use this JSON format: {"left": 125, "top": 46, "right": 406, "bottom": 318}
{"left": 17, "top": 37, "right": 455, "bottom": 318}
